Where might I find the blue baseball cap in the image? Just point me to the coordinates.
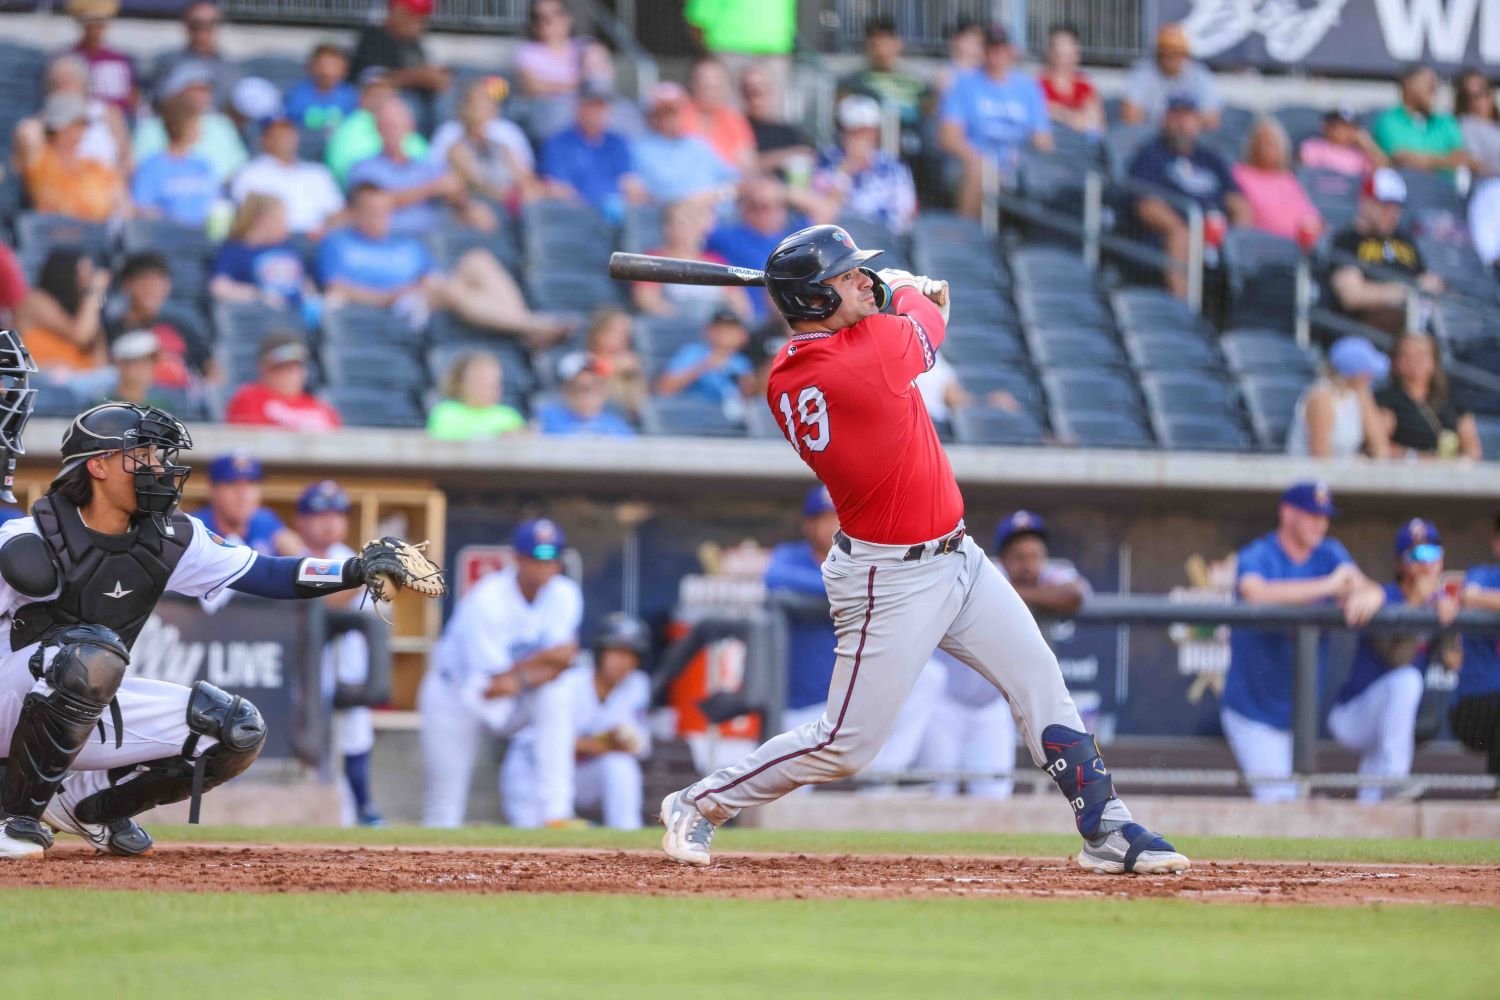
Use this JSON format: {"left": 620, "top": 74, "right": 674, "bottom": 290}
{"left": 802, "top": 486, "right": 835, "bottom": 518}
{"left": 993, "top": 510, "right": 1047, "bottom": 553}
{"left": 1328, "top": 336, "right": 1390, "bottom": 382}
{"left": 208, "top": 451, "right": 263, "bottom": 485}
{"left": 297, "top": 479, "right": 350, "bottom": 516}
{"left": 1281, "top": 481, "right": 1337, "bottom": 517}
{"left": 512, "top": 518, "right": 565, "bottom": 561}
{"left": 1395, "top": 518, "right": 1442, "bottom": 561}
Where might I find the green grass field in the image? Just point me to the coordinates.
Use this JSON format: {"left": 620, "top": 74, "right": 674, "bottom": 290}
{"left": 5, "top": 826, "right": 1497, "bottom": 999}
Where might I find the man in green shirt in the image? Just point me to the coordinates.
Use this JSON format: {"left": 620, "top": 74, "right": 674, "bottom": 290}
{"left": 1371, "top": 64, "right": 1476, "bottom": 173}
{"left": 326, "top": 69, "right": 429, "bottom": 187}
{"left": 837, "top": 16, "right": 930, "bottom": 161}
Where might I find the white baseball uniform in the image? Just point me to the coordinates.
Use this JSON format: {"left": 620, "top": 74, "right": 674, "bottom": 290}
{"left": 0, "top": 515, "right": 256, "bottom": 791}
{"left": 418, "top": 567, "right": 582, "bottom": 827}
{"left": 501, "top": 660, "right": 652, "bottom": 828}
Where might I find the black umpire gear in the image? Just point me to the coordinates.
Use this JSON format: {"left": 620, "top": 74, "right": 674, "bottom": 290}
{"left": 763, "top": 225, "right": 888, "bottom": 322}
{"left": 57, "top": 402, "right": 194, "bottom": 528}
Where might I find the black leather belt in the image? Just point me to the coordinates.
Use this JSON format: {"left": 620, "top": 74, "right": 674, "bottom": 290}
{"left": 834, "top": 527, "right": 966, "bottom": 561}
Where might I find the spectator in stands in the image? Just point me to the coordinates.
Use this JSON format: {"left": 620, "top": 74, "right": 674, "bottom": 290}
{"left": 1224, "top": 482, "right": 1385, "bottom": 802}
{"left": 584, "top": 308, "right": 647, "bottom": 419}
{"left": 17, "top": 247, "right": 109, "bottom": 374}
{"left": 1039, "top": 23, "right": 1104, "bottom": 135}
{"left": 66, "top": 0, "right": 136, "bottom": 120}
{"left": 230, "top": 116, "right": 346, "bottom": 237}
{"left": 20, "top": 93, "right": 127, "bottom": 224}
{"left": 349, "top": 99, "right": 495, "bottom": 235}
{"left": 654, "top": 307, "right": 754, "bottom": 411}
{"left": 13, "top": 54, "right": 129, "bottom": 178}
{"left": 1375, "top": 331, "right": 1481, "bottom": 460}
{"left": 326, "top": 71, "right": 428, "bottom": 188}
{"left": 541, "top": 81, "right": 643, "bottom": 221}
{"left": 426, "top": 351, "right": 526, "bottom": 441}
{"left": 225, "top": 333, "right": 343, "bottom": 432}
{"left": 933, "top": 18, "right": 985, "bottom": 96}
{"left": 194, "top": 451, "right": 302, "bottom": 556}
{"left": 130, "top": 97, "right": 220, "bottom": 228}
{"left": 102, "top": 251, "right": 215, "bottom": 388}
{"left": 432, "top": 77, "right": 542, "bottom": 212}
{"left": 210, "top": 195, "right": 319, "bottom": 325}
{"left": 150, "top": 1, "right": 239, "bottom": 110}
{"left": 682, "top": 58, "right": 756, "bottom": 173}
{"left": 1372, "top": 64, "right": 1474, "bottom": 174}
{"left": 285, "top": 43, "right": 359, "bottom": 136}
{"left": 632, "top": 199, "right": 752, "bottom": 319}
{"left": 349, "top": 0, "right": 450, "bottom": 129}
{"left": 0, "top": 245, "right": 25, "bottom": 329}
{"left": 1297, "top": 106, "right": 1387, "bottom": 177}
{"left": 318, "top": 184, "right": 567, "bottom": 347}
{"left": 516, "top": 0, "right": 586, "bottom": 98}
{"left": 837, "top": 17, "right": 930, "bottom": 160}
{"left": 133, "top": 61, "right": 248, "bottom": 182}
{"left": 764, "top": 486, "right": 840, "bottom": 732}
{"left": 1127, "top": 96, "right": 1250, "bottom": 298}
{"left": 1326, "top": 168, "right": 1443, "bottom": 335}
{"left": 1285, "top": 336, "right": 1391, "bottom": 459}
{"left": 1450, "top": 515, "right": 1500, "bottom": 782}
{"left": 814, "top": 95, "right": 918, "bottom": 236}
{"left": 1233, "top": 117, "right": 1320, "bottom": 242}
{"left": 1329, "top": 518, "right": 1458, "bottom": 803}
{"left": 939, "top": 24, "right": 1053, "bottom": 220}
{"left": 741, "top": 64, "right": 815, "bottom": 177}
{"left": 536, "top": 351, "right": 636, "bottom": 437}
{"left": 101, "top": 329, "right": 176, "bottom": 409}
{"left": 707, "top": 176, "right": 816, "bottom": 316}
{"left": 1121, "top": 22, "right": 1222, "bottom": 130}
{"left": 1456, "top": 70, "right": 1500, "bottom": 266}
{"left": 632, "top": 82, "right": 739, "bottom": 206}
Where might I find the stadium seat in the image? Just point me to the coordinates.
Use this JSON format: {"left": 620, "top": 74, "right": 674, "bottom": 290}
{"left": 324, "top": 386, "right": 426, "bottom": 428}
{"left": 1297, "top": 166, "right": 1360, "bottom": 231}
{"left": 211, "top": 300, "right": 310, "bottom": 388}
{"left": 521, "top": 198, "right": 612, "bottom": 268}
{"left": 633, "top": 315, "right": 703, "bottom": 372}
{"left": 950, "top": 405, "right": 1047, "bottom": 445}
{"left": 1051, "top": 408, "right": 1155, "bottom": 448}
{"left": 1015, "top": 289, "right": 1113, "bottom": 330}
{"left": 122, "top": 218, "right": 214, "bottom": 304}
{"left": 1474, "top": 414, "right": 1500, "bottom": 458}
{"left": 1018, "top": 152, "right": 1087, "bottom": 212}
{"left": 1222, "top": 227, "right": 1301, "bottom": 330}
{"left": 424, "top": 338, "right": 536, "bottom": 404}
{"left": 1398, "top": 168, "right": 1464, "bottom": 221}
{"left": 321, "top": 341, "right": 426, "bottom": 392}
{"left": 941, "top": 327, "right": 1029, "bottom": 366}
{"left": 1274, "top": 105, "right": 1326, "bottom": 150}
{"left": 1219, "top": 329, "right": 1317, "bottom": 378}
{"left": 619, "top": 204, "right": 664, "bottom": 254}
{"left": 324, "top": 303, "right": 424, "bottom": 346}
{"left": 640, "top": 396, "right": 745, "bottom": 437}
{"left": 1436, "top": 296, "right": 1494, "bottom": 349}
{"left": 1417, "top": 236, "right": 1494, "bottom": 300}
{"left": 31, "top": 378, "right": 84, "bottom": 418}
{"left": 946, "top": 285, "right": 1019, "bottom": 325}
{"left": 14, "top": 213, "right": 111, "bottom": 262}
{"left": 1027, "top": 328, "right": 1128, "bottom": 369}
{"left": 837, "top": 216, "right": 910, "bottom": 269}
{"left": 426, "top": 221, "right": 521, "bottom": 273}
{"left": 1240, "top": 372, "right": 1310, "bottom": 449}
{"left": 745, "top": 401, "right": 786, "bottom": 440}
{"left": 237, "top": 55, "right": 305, "bottom": 94}
{"left": 1110, "top": 286, "right": 1214, "bottom": 336}
{"left": 1103, "top": 123, "right": 1153, "bottom": 179}
{"left": 525, "top": 271, "right": 621, "bottom": 313}
{"left": 955, "top": 363, "right": 1045, "bottom": 414}
{"left": 1152, "top": 411, "right": 1251, "bottom": 451}
{"left": 1041, "top": 367, "right": 1142, "bottom": 415}
{"left": 1123, "top": 329, "right": 1225, "bottom": 372}
{"left": 1139, "top": 370, "right": 1239, "bottom": 418}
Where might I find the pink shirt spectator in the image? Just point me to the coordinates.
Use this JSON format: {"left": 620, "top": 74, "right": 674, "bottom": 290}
{"left": 1297, "top": 137, "right": 1370, "bottom": 177}
{"left": 72, "top": 44, "right": 136, "bottom": 118}
{"left": 515, "top": 40, "right": 582, "bottom": 92}
{"left": 1232, "top": 164, "right": 1321, "bottom": 241}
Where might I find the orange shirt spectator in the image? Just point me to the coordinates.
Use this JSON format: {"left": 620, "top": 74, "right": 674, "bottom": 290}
{"left": 682, "top": 57, "right": 756, "bottom": 172}
{"left": 225, "top": 334, "right": 343, "bottom": 431}
{"left": 22, "top": 94, "right": 125, "bottom": 223}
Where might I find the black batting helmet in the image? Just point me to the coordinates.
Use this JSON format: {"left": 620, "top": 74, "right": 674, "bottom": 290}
{"left": 57, "top": 402, "right": 193, "bottom": 523}
{"left": 763, "top": 225, "right": 887, "bottom": 322}
{"left": 594, "top": 612, "right": 651, "bottom": 661}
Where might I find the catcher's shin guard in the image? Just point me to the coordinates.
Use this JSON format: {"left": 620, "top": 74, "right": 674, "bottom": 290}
{"left": 73, "top": 681, "right": 265, "bottom": 826}
{"left": 0, "top": 626, "right": 129, "bottom": 839}
{"left": 1042, "top": 724, "right": 1119, "bottom": 839}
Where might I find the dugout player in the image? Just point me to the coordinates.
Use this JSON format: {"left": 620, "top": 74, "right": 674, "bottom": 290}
{"left": 0, "top": 390, "right": 441, "bottom": 858}
{"left": 660, "top": 226, "right": 1190, "bottom": 874}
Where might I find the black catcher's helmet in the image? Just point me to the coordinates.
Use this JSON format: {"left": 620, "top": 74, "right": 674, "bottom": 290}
{"left": 763, "top": 225, "right": 887, "bottom": 322}
{"left": 58, "top": 402, "right": 194, "bottom": 524}
{"left": 0, "top": 331, "right": 37, "bottom": 503}
{"left": 594, "top": 612, "right": 651, "bottom": 663}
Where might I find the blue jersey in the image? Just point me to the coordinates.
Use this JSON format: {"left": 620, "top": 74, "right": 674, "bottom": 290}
{"left": 1333, "top": 582, "right": 1420, "bottom": 706}
{"left": 764, "top": 540, "right": 835, "bottom": 711}
{"left": 193, "top": 506, "right": 286, "bottom": 558}
{"left": 1459, "top": 564, "right": 1500, "bottom": 698}
{"left": 1224, "top": 531, "right": 1353, "bottom": 729}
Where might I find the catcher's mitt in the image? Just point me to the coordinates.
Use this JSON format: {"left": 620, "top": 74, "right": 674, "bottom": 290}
{"left": 360, "top": 537, "right": 447, "bottom": 608}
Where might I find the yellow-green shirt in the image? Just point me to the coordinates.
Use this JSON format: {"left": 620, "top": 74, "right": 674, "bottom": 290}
{"left": 684, "top": 0, "right": 796, "bottom": 55}
{"left": 427, "top": 400, "right": 526, "bottom": 440}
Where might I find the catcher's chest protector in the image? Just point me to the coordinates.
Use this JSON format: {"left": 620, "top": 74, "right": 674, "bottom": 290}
{"left": 10, "top": 497, "right": 191, "bottom": 651}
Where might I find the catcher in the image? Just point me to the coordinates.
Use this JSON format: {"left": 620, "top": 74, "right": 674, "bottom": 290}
{"left": 0, "top": 391, "right": 445, "bottom": 859}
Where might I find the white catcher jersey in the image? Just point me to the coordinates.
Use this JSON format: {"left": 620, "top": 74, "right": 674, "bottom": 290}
{"left": 431, "top": 568, "right": 583, "bottom": 686}
{"left": 0, "top": 514, "right": 257, "bottom": 647}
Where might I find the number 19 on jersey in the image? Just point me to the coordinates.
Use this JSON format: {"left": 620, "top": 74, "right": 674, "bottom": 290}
{"left": 777, "top": 387, "right": 829, "bottom": 455}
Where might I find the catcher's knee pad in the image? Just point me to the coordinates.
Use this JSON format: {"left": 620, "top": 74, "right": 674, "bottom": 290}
{"left": 1042, "top": 724, "right": 1117, "bottom": 838}
{"left": 187, "top": 681, "right": 268, "bottom": 757}
{"left": 1, "top": 626, "right": 130, "bottom": 820}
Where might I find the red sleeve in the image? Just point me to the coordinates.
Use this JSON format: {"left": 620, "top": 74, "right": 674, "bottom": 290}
{"left": 0, "top": 244, "right": 27, "bottom": 310}
{"left": 225, "top": 385, "right": 268, "bottom": 425}
{"left": 864, "top": 286, "right": 947, "bottom": 390}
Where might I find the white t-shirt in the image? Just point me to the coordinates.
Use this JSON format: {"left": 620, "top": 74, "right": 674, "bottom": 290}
{"left": 229, "top": 154, "right": 346, "bottom": 234}
{"left": 0, "top": 514, "right": 257, "bottom": 649}
{"left": 431, "top": 567, "right": 582, "bottom": 687}
{"left": 512, "top": 660, "right": 651, "bottom": 756}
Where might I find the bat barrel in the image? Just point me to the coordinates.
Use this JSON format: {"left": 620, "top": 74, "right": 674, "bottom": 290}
{"left": 608, "top": 252, "right": 766, "bottom": 287}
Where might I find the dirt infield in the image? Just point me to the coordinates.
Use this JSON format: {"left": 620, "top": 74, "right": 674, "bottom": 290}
{"left": 3, "top": 844, "right": 1496, "bottom": 905}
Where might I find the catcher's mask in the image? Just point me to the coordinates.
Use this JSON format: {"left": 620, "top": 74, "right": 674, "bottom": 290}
{"left": 57, "top": 402, "right": 194, "bottom": 529}
{"left": 0, "top": 330, "right": 38, "bottom": 503}
{"left": 763, "top": 225, "right": 888, "bottom": 322}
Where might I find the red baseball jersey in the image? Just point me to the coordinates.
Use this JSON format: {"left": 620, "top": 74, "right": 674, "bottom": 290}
{"left": 766, "top": 287, "right": 962, "bottom": 545}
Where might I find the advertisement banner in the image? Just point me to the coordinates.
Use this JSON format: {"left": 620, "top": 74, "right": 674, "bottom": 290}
{"left": 1159, "top": 0, "right": 1500, "bottom": 75}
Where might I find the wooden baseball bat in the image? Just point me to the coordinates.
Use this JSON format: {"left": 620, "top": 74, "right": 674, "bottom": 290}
{"left": 608, "top": 252, "right": 766, "bottom": 287}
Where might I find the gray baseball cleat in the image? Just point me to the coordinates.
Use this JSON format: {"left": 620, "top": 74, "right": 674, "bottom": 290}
{"left": 659, "top": 789, "right": 716, "bottom": 866}
{"left": 0, "top": 817, "right": 51, "bottom": 858}
{"left": 1077, "top": 823, "right": 1191, "bottom": 875}
{"left": 43, "top": 795, "right": 154, "bottom": 857}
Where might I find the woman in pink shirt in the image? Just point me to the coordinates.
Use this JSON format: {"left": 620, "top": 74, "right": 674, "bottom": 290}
{"left": 1232, "top": 117, "right": 1320, "bottom": 242}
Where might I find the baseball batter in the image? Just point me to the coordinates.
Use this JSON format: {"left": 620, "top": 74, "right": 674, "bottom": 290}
{"left": 660, "top": 225, "right": 1189, "bottom": 874}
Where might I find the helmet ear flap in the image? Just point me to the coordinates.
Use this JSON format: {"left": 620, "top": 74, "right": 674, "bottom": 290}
{"left": 861, "top": 267, "right": 891, "bottom": 311}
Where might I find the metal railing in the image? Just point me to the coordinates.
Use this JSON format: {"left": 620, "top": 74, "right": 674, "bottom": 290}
{"left": 823, "top": 0, "right": 1150, "bottom": 61}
